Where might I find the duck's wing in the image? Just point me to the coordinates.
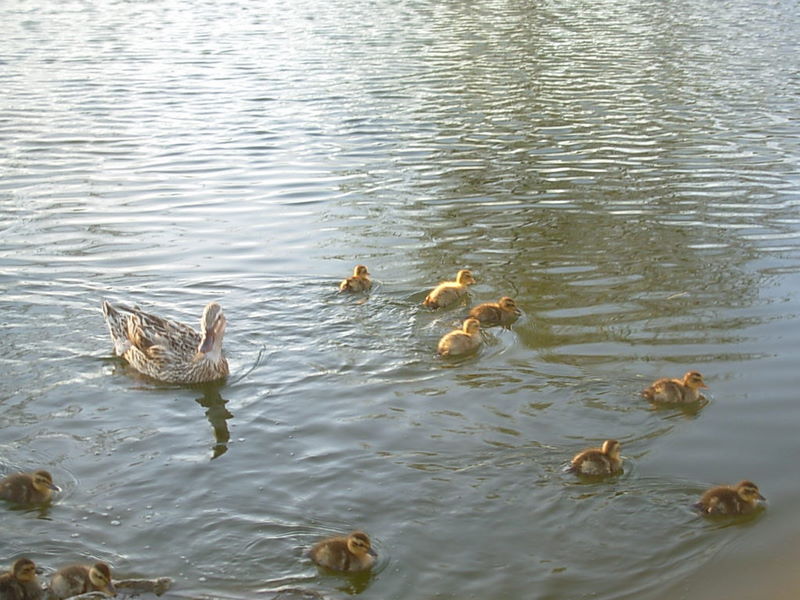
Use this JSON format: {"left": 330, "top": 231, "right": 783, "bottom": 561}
{"left": 103, "top": 301, "right": 199, "bottom": 359}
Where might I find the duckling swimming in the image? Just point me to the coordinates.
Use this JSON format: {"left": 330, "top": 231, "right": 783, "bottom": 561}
{"left": 0, "top": 558, "right": 42, "bottom": 600}
{"left": 569, "top": 440, "right": 623, "bottom": 476}
{"left": 309, "top": 531, "right": 376, "bottom": 573}
{"left": 423, "top": 269, "right": 476, "bottom": 309}
{"left": 694, "top": 480, "right": 765, "bottom": 516}
{"left": 0, "top": 470, "right": 60, "bottom": 504}
{"left": 642, "top": 370, "right": 707, "bottom": 403}
{"left": 102, "top": 300, "right": 228, "bottom": 384}
{"left": 339, "top": 265, "right": 372, "bottom": 293}
{"left": 468, "top": 296, "right": 521, "bottom": 328}
{"left": 49, "top": 563, "right": 115, "bottom": 600}
{"left": 437, "top": 318, "right": 482, "bottom": 357}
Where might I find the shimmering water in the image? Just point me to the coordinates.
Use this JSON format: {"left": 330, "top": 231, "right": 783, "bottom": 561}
{"left": 2, "top": 0, "right": 800, "bottom": 599}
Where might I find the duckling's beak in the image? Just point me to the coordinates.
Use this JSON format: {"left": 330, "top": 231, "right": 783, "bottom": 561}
{"left": 105, "top": 581, "right": 117, "bottom": 596}
{"left": 49, "top": 482, "right": 62, "bottom": 492}
{"left": 368, "top": 548, "right": 378, "bottom": 558}
{"left": 758, "top": 492, "right": 766, "bottom": 501}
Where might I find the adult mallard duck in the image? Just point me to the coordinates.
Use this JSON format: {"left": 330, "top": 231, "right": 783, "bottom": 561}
{"left": 309, "top": 531, "right": 376, "bottom": 573}
{"left": 642, "top": 371, "right": 707, "bottom": 403}
{"left": 0, "top": 470, "right": 60, "bottom": 504}
{"left": 469, "top": 296, "right": 521, "bottom": 328}
{"left": 339, "top": 265, "right": 372, "bottom": 293}
{"left": 694, "top": 480, "right": 765, "bottom": 516}
{"left": 0, "top": 557, "right": 42, "bottom": 600}
{"left": 49, "top": 563, "right": 115, "bottom": 600}
{"left": 102, "top": 300, "right": 228, "bottom": 384}
{"left": 569, "top": 440, "right": 623, "bottom": 476}
{"left": 437, "top": 318, "right": 482, "bottom": 357}
{"left": 423, "top": 269, "right": 476, "bottom": 309}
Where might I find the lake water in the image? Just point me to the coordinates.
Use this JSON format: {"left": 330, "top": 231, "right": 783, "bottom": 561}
{"left": 2, "top": 0, "right": 800, "bottom": 598}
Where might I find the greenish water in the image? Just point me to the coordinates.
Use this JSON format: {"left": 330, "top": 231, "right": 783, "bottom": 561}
{"left": 2, "top": 0, "right": 800, "bottom": 599}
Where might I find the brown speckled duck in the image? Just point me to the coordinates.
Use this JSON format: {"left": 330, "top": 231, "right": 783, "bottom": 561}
{"left": 0, "top": 558, "right": 42, "bottom": 600}
{"left": 437, "top": 318, "right": 482, "bottom": 357}
{"left": 694, "top": 480, "right": 765, "bottom": 516}
{"left": 309, "top": 531, "right": 376, "bottom": 573}
{"left": 570, "top": 440, "right": 623, "bottom": 476}
{"left": 0, "top": 470, "right": 60, "bottom": 504}
{"left": 102, "top": 300, "right": 228, "bottom": 384}
{"left": 49, "top": 563, "right": 115, "bottom": 600}
{"left": 642, "top": 371, "right": 707, "bottom": 403}
{"left": 468, "top": 296, "right": 521, "bottom": 328}
{"left": 423, "top": 269, "right": 476, "bottom": 309}
{"left": 339, "top": 265, "right": 372, "bottom": 293}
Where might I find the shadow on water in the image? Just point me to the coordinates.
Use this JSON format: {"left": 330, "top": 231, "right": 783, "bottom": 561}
{"left": 194, "top": 386, "right": 233, "bottom": 460}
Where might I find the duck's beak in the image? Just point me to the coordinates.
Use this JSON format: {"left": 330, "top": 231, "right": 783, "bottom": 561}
{"left": 758, "top": 493, "right": 766, "bottom": 501}
{"left": 105, "top": 581, "right": 117, "bottom": 596}
{"left": 198, "top": 330, "right": 216, "bottom": 354}
{"left": 368, "top": 548, "right": 378, "bottom": 558}
{"left": 49, "top": 482, "right": 62, "bottom": 492}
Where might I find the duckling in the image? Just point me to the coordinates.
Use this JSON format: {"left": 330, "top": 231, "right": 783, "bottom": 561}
{"left": 0, "top": 558, "right": 42, "bottom": 600}
{"left": 339, "top": 265, "right": 372, "bottom": 293}
{"left": 49, "top": 563, "right": 115, "bottom": 600}
{"left": 569, "top": 439, "right": 623, "bottom": 476}
{"left": 0, "top": 470, "right": 60, "bottom": 504}
{"left": 642, "top": 370, "right": 707, "bottom": 403}
{"left": 437, "top": 318, "right": 482, "bottom": 357}
{"left": 423, "top": 269, "right": 476, "bottom": 309}
{"left": 309, "top": 531, "right": 376, "bottom": 573}
{"left": 468, "top": 296, "right": 521, "bottom": 328}
{"left": 694, "top": 480, "right": 765, "bottom": 516}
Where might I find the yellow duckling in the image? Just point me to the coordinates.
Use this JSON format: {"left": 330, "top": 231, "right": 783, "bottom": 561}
{"left": 423, "top": 269, "right": 476, "bottom": 309}
{"left": 569, "top": 440, "right": 623, "bottom": 476}
{"left": 694, "top": 480, "right": 765, "bottom": 516}
{"left": 468, "top": 296, "right": 521, "bottom": 328}
{"left": 437, "top": 318, "right": 482, "bottom": 357}
{"left": 642, "top": 370, "right": 708, "bottom": 403}
{"left": 0, "top": 470, "right": 60, "bottom": 504}
{"left": 309, "top": 531, "right": 376, "bottom": 573}
{"left": 339, "top": 265, "right": 372, "bottom": 293}
{"left": 0, "top": 558, "right": 42, "bottom": 600}
{"left": 49, "top": 563, "right": 115, "bottom": 600}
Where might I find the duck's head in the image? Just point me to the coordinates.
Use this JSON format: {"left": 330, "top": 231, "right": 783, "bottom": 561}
{"left": 89, "top": 562, "right": 115, "bottom": 596}
{"left": 462, "top": 317, "right": 481, "bottom": 335}
{"left": 346, "top": 531, "right": 375, "bottom": 557}
{"left": 456, "top": 269, "right": 476, "bottom": 286}
{"left": 32, "top": 470, "right": 60, "bottom": 494}
{"left": 498, "top": 297, "right": 520, "bottom": 314}
{"left": 682, "top": 371, "right": 707, "bottom": 390}
{"left": 353, "top": 265, "right": 370, "bottom": 277}
{"left": 198, "top": 302, "right": 226, "bottom": 355}
{"left": 736, "top": 480, "right": 765, "bottom": 503}
{"left": 12, "top": 558, "right": 37, "bottom": 583}
{"left": 601, "top": 439, "right": 621, "bottom": 460}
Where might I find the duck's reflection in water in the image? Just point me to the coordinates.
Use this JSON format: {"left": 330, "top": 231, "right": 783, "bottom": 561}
{"left": 194, "top": 388, "right": 233, "bottom": 459}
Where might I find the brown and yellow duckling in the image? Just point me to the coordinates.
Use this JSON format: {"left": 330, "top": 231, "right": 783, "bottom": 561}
{"left": 694, "top": 480, "right": 765, "bottom": 516}
{"left": 309, "top": 531, "right": 376, "bottom": 573}
{"left": 569, "top": 440, "right": 623, "bottom": 476}
{"left": 49, "top": 563, "right": 115, "bottom": 600}
{"left": 339, "top": 265, "right": 372, "bottom": 293}
{"left": 642, "top": 370, "right": 708, "bottom": 403}
{"left": 0, "top": 470, "right": 60, "bottom": 504}
{"left": 423, "top": 269, "right": 476, "bottom": 309}
{"left": 468, "top": 296, "right": 521, "bottom": 328}
{"left": 0, "top": 558, "right": 42, "bottom": 600}
{"left": 437, "top": 318, "right": 482, "bottom": 357}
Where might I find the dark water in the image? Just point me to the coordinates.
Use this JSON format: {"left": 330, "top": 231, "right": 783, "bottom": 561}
{"left": 2, "top": 0, "right": 800, "bottom": 599}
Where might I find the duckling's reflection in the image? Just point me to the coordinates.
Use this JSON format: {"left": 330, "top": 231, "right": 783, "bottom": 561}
{"left": 194, "top": 388, "right": 233, "bottom": 459}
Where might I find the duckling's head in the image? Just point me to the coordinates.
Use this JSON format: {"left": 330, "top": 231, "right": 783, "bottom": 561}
{"left": 736, "top": 480, "right": 765, "bottom": 503}
{"left": 32, "top": 470, "right": 60, "bottom": 494}
{"left": 89, "top": 562, "right": 115, "bottom": 596}
{"left": 498, "top": 297, "right": 520, "bottom": 313}
{"left": 346, "top": 531, "right": 373, "bottom": 557}
{"left": 456, "top": 269, "right": 476, "bottom": 286}
{"left": 198, "top": 302, "right": 227, "bottom": 355}
{"left": 601, "top": 439, "right": 621, "bottom": 459}
{"left": 12, "top": 558, "right": 37, "bottom": 583}
{"left": 682, "top": 371, "right": 707, "bottom": 389}
{"left": 462, "top": 317, "right": 481, "bottom": 335}
{"left": 353, "top": 265, "right": 369, "bottom": 277}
